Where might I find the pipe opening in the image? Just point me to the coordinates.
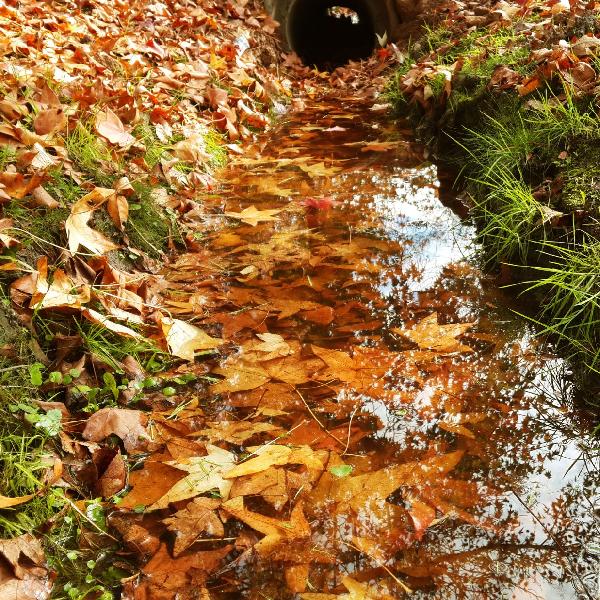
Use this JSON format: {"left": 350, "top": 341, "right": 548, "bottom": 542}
{"left": 288, "top": 0, "right": 376, "bottom": 69}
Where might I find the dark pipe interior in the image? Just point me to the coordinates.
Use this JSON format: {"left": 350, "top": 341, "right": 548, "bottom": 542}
{"left": 288, "top": 0, "right": 376, "bottom": 69}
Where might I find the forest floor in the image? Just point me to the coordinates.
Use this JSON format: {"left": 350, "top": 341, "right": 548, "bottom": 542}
{"left": 1, "top": 1, "right": 599, "bottom": 599}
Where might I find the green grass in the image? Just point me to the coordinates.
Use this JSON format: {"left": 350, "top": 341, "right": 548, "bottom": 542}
{"left": 126, "top": 181, "right": 173, "bottom": 258}
{"left": 520, "top": 237, "right": 600, "bottom": 370}
{"left": 473, "top": 168, "right": 548, "bottom": 266}
{"left": 0, "top": 145, "right": 16, "bottom": 170}
{"left": 64, "top": 122, "right": 116, "bottom": 185}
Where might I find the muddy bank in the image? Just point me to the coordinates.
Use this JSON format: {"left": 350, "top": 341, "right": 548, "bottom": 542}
{"left": 388, "top": 0, "right": 600, "bottom": 382}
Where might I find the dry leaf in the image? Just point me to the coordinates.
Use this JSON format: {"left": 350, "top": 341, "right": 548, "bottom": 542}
{"left": 107, "top": 194, "right": 129, "bottom": 230}
{"left": 65, "top": 188, "right": 120, "bottom": 254}
{"left": 96, "top": 108, "right": 135, "bottom": 146}
{"left": 34, "top": 108, "right": 66, "bottom": 135}
{"left": 160, "top": 316, "right": 223, "bottom": 361}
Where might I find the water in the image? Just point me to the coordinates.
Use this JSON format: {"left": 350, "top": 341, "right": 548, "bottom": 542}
{"left": 156, "top": 97, "right": 599, "bottom": 599}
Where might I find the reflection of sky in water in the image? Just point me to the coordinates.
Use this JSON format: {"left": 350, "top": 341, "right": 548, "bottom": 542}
{"left": 372, "top": 164, "right": 475, "bottom": 291}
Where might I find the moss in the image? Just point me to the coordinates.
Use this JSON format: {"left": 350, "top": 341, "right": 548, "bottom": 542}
{"left": 559, "top": 148, "right": 600, "bottom": 212}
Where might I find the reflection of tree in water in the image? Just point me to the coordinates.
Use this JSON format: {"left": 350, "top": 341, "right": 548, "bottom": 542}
{"left": 376, "top": 270, "right": 600, "bottom": 599}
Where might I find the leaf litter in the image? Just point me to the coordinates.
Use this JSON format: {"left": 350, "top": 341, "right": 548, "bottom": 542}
{"left": 0, "top": 0, "right": 598, "bottom": 598}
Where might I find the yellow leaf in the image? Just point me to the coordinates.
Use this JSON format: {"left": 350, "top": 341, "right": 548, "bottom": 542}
{"left": 224, "top": 205, "right": 282, "bottom": 227}
{"left": 161, "top": 316, "right": 222, "bottom": 361}
{"left": 392, "top": 312, "right": 474, "bottom": 353}
{"left": 65, "top": 188, "right": 120, "bottom": 255}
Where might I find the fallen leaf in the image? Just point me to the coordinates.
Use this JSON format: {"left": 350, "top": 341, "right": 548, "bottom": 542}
{"left": 224, "top": 205, "right": 282, "bottom": 227}
{"left": 96, "top": 108, "right": 135, "bottom": 146}
{"left": 299, "top": 162, "right": 341, "bottom": 177}
{"left": 210, "top": 362, "right": 271, "bottom": 393}
{"left": 222, "top": 496, "right": 310, "bottom": 555}
{"left": 150, "top": 444, "right": 236, "bottom": 509}
{"left": 34, "top": 108, "right": 67, "bottom": 135}
{"left": 393, "top": 313, "right": 474, "bottom": 353}
{"left": 82, "top": 408, "right": 151, "bottom": 452}
{"left": 0, "top": 172, "right": 44, "bottom": 199}
{"left": 82, "top": 308, "right": 143, "bottom": 338}
{"left": 65, "top": 188, "right": 120, "bottom": 254}
{"left": 161, "top": 316, "right": 223, "bottom": 361}
{"left": 163, "top": 497, "right": 224, "bottom": 556}
{"left": 107, "top": 194, "right": 129, "bottom": 230}
{"left": 0, "top": 534, "right": 51, "bottom": 600}
{"left": 120, "top": 462, "right": 189, "bottom": 509}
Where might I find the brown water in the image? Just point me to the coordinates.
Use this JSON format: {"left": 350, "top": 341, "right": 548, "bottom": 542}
{"left": 138, "top": 98, "right": 599, "bottom": 599}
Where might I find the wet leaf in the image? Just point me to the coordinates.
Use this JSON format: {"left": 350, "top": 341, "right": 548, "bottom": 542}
{"left": 163, "top": 497, "right": 224, "bottom": 556}
{"left": 393, "top": 313, "right": 474, "bottom": 353}
{"left": 82, "top": 408, "right": 151, "bottom": 453}
{"left": 224, "top": 205, "right": 282, "bottom": 226}
{"left": 161, "top": 316, "right": 223, "bottom": 361}
{"left": 150, "top": 444, "right": 236, "bottom": 509}
{"left": 222, "top": 496, "right": 310, "bottom": 555}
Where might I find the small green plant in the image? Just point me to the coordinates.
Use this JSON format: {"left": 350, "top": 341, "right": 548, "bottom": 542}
{"left": 473, "top": 168, "right": 547, "bottom": 266}
{"left": 520, "top": 236, "right": 600, "bottom": 370}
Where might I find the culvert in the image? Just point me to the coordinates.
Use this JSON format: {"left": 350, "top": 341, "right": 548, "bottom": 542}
{"left": 266, "top": 0, "right": 398, "bottom": 69}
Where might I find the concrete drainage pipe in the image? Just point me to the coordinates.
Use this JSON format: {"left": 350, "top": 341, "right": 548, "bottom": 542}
{"left": 265, "top": 0, "right": 402, "bottom": 68}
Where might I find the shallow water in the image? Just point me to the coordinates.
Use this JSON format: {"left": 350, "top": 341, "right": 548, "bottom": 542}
{"left": 158, "top": 97, "right": 599, "bottom": 599}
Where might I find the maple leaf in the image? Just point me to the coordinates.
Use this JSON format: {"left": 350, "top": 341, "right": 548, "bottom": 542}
{"left": 149, "top": 444, "right": 236, "bottom": 509}
{"left": 163, "top": 497, "right": 224, "bottom": 556}
{"left": 160, "top": 316, "right": 223, "bottom": 361}
{"left": 393, "top": 312, "right": 475, "bottom": 353}
{"left": 224, "top": 205, "right": 282, "bottom": 226}
{"left": 222, "top": 496, "right": 310, "bottom": 555}
{"left": 65, "top": 188, "right": 120, "bottom": 255}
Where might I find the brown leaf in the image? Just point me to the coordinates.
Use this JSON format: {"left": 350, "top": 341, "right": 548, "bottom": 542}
{"left": 0, "top": 534, "right": 51, "bottom": 600}
{"left": 107, "top": 194, "right": 129, "bottom": 231}
{"left": 392, "top": 313, "right": 474, "bottom": 353}
{"left": 138, "top": 543, "right": 232, "bottom": 593}
{"left": 65, "top": 187, "right": 120, "bottom": 254}
{"left": 222, "top": 496, "right": 310, "bottom": 555}
{"left": 82, "top": 308, "right": 143, "bottom": 339}
{"left": 95, "top": 108, "right": 135, "bottom": 146}
{"left": 163, "top": 497, "right": 224, "bottom": 556}
{"left": 0, "top": 172, "right": 44, "bottom": 199}
{"left": 210, "top": 362, "right": 271, "bottom": 393}
{"left": 33, "top": 108, "right": 67, "bottom": 135}
{"left": 96, "top": 452, "right": 127, "bottom": 498}
{"left": 82, "top": 408, "right": 151, "bottom": 452}
{"left": 119, "top": 462, "right": 189, "bottom": 509}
